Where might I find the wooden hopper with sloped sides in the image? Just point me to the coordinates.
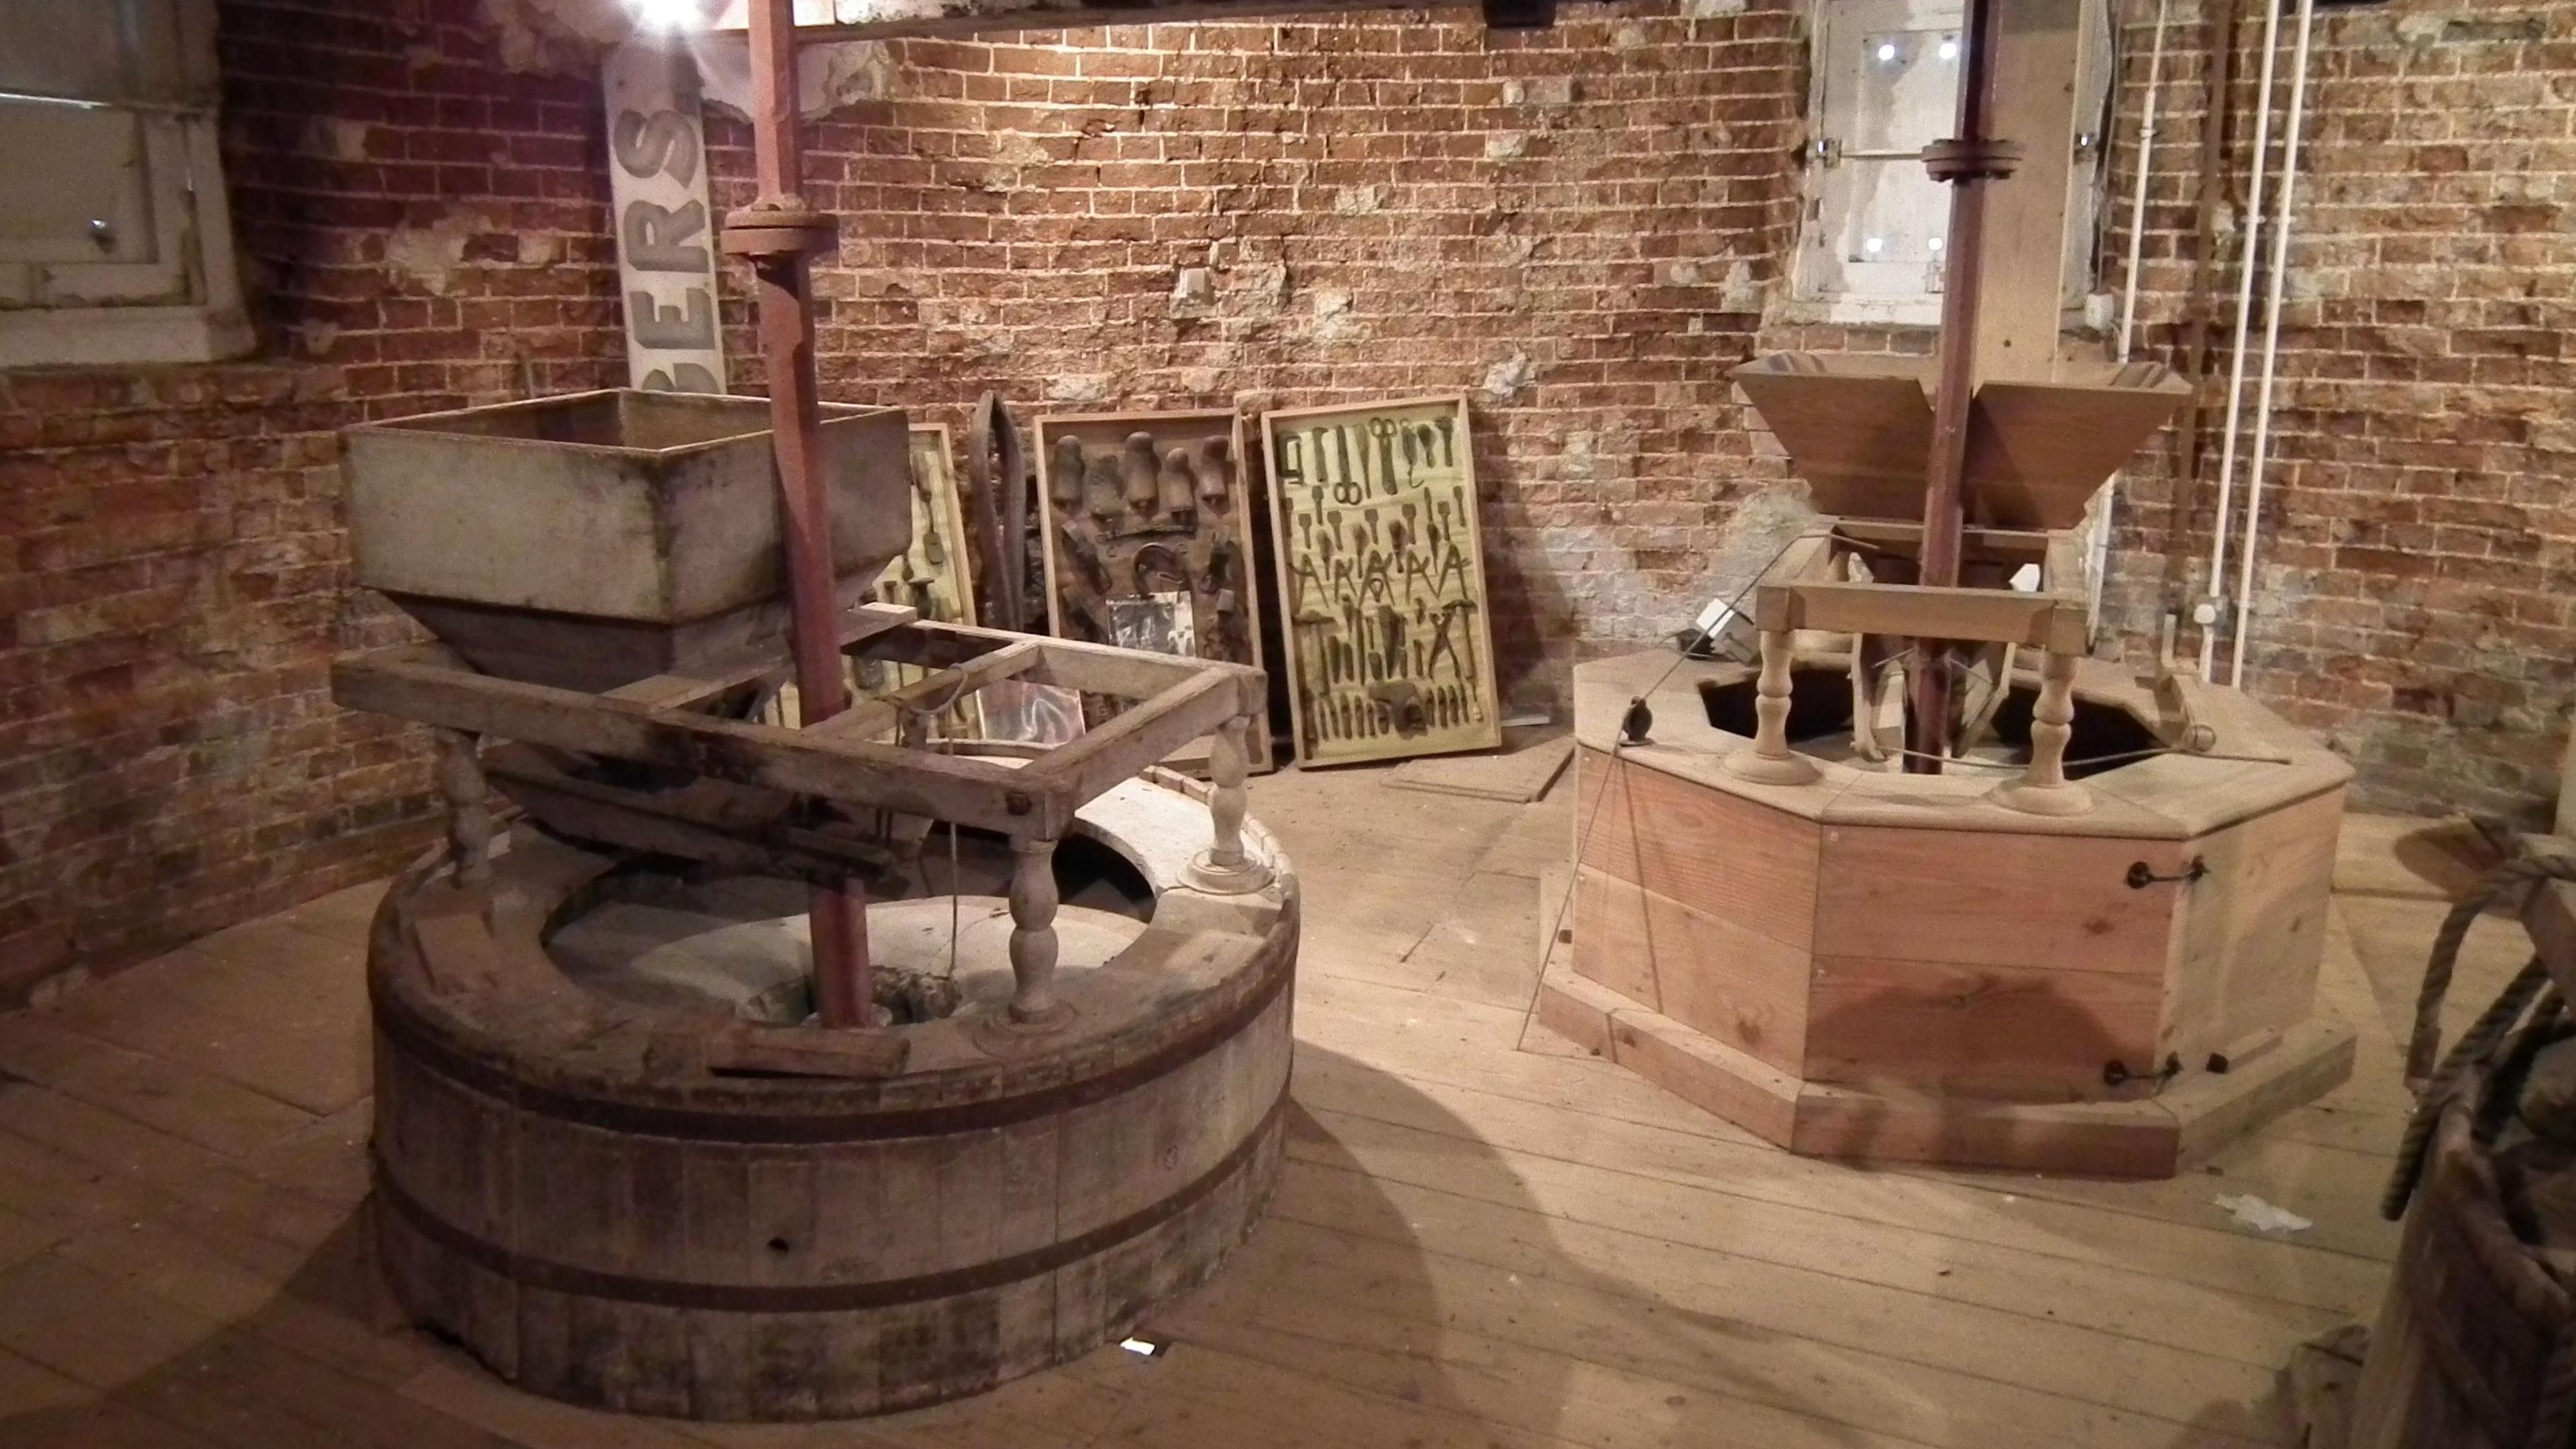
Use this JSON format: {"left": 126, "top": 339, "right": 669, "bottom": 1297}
{"left": 345, "top": 389, "right": 912, "bottom": 693}
{"left": 1730, "top": 353, "right": 2192, "bottom": 531}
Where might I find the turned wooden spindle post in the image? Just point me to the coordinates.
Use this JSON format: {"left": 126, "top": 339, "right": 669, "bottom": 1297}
{"left": 1723, "top": 628, "right": 1821, "bottom": 786}
{"left": 2025, "top": 650, "right": 2077, "bottom": 790}
{"left": 1186, "top": 714, "right": 1273, "bottom": 894}
{"left": 1991, "top": 649, "right": 2093, "bottom": 816}
{"left": 431, "top": 727, "right": 494, "bottom": 890}
{"left": 1008, "top": 835, "right": 1062, "bottom": 1021}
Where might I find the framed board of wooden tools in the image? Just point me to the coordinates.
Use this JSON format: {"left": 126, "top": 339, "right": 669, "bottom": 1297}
{"left": 1260, "top": 394, "right": 1500, "bottom": 766}
{"left": 1033, "top": 409, "right": 1273, "bottom": 768}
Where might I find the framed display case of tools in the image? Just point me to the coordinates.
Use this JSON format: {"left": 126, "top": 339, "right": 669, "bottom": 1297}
{"left": 1033, "top": 409, "right": 1273, "bottom": 769}
{"left": 1260, "top": 394, "right": 1499, "bottom": 766}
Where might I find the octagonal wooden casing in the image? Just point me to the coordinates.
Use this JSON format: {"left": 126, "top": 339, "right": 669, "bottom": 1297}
{"left": 1539, "top": 649, "right": 2357, "bottom": 1178}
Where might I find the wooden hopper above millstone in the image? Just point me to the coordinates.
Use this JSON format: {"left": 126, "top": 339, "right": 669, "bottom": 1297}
{"left": 344, "top": 389, "right": 912, "bottom": 693}
{"left": 1729, "top": 352, "right": 2193, "bottom": 532}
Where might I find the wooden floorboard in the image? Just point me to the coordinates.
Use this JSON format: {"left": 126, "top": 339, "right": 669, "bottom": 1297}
{"left": 0, "top": 777, "right": 2470, "bottom": 1448}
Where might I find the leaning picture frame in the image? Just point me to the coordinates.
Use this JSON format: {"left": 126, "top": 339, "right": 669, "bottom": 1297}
{"left": 1033, "top": 407, "right": 1274, "bottom": 771}
{"left": 1258, "top": 393, "right": 1500, "bottom": 767}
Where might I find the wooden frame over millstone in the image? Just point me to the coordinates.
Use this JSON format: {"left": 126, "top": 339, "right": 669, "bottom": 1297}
{"left": 335, "top": 600, "right": 1278, "bottom": 1036}
{"left": 335, "top": 603, "right": 1266, "bottom": 843}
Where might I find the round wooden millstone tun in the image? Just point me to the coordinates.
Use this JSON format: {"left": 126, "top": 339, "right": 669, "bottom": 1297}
{"left": 366, "top": 769, "right": 1297, "bottom": 1419}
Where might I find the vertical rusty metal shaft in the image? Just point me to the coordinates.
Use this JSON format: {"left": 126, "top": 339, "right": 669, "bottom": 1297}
{"left": 1907, "top": 0, "right": 2010, "bottom": 771}
{"left": 726, "top": 0, "right": 872, "bottom": 1026}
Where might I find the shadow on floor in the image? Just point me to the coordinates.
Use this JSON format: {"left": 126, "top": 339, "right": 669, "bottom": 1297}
{"left": 1072, "top": 1044, "right": 1884, "bottom": 1449}
{"left": 0, "top": 1203, "right": 404, "bottom": 1448}
{"left": 6, "top": 1061, "right": 1931, "bottom": 1448}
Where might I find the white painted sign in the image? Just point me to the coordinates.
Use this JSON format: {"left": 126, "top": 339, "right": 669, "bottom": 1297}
{"left": 604, "top": 38, "right": 725, "bottom": 394}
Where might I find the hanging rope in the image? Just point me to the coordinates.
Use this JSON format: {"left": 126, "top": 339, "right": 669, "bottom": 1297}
{"left": 2380, "top": 841, "right": 2576, "bottom": 1222}
{"left": 2404, "top": 846, "right": 2576, "bottom": 1085}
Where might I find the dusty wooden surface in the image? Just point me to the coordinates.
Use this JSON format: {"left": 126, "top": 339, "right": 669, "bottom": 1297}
{"left": 0, "top": 765, "right": 2516, "bottom": 1447}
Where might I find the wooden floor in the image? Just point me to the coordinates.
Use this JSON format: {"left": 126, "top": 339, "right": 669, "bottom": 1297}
{"left": 0, "top": 759, "right": 2528, "bottom": 1448}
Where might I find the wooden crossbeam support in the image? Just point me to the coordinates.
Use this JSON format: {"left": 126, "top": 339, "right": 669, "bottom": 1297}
{"left": 1831, "top": 521, "right": 2057, "bottom": 570}
{"left": 1024, "top": 671, "right": 1242, "bottom": 812}
{"left": 333, "top": 619, "right": 1265, "bottom": 844}
{"left": 1754, "top": 581, "right": 2088, "bottom": 655}
{"left": 803, "top": 639, "right": 1045, "bottom": 743}
{"left": 333, "top": 649, "right": 1046, "bottom": 835}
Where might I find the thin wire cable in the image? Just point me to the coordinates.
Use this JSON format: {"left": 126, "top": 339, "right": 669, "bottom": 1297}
{"left": 1526, "top": 530, "right": 1838, "bottom": 1028}
{"left": 887, "top": 668, "right": 993, "bottom": 983}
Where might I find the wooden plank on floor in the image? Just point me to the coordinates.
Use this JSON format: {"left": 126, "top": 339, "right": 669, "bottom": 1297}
{"left": 0, "top": 1252, "right": 231, "bottom": 1389}
{"left": 1473, "top": 793, "right": 1577, "bottom": 881}
{"left": 1392, "top": 868, "right": 1549, "bottom": 1014}
{"left": 264, "top": 879, "right": 391, "bottom": 948}
{"left": 0, "top": 1397, "right": 225, "bottom": 1449}
{"left": 0, "top": 1014, "right": 317, "bottom": 1159}
{"left": 1285, "top": 1106, "right": 2352, "bottom": 1366}
{"left": 1267, "top": 1167, "right": 2291, "bottom": 1433}
{"left": 0, "top": 1199, "right": 60, "bottom": 1274}
{"left": 0, "top": 1085, "right": 352, "bottom": 1254}
{"left": 1295, "top": 974, "right": 2396, "bottom": 1301}
{"left": 32, "top": 933, "right": 369, "bottom": 1117}
{"left": 0, "top": 1114, "right": 158, "bottom": 1242}
{"left": 1099, "top": 1321, "right": 1940, "bottom": 1449}
{"left": 123, "top": 1332, "right": 522, "bottom": 1449}
{"left": 1387, "top": 733, "right": 1574, "bottom": 804}
{"left": 50, "top": 1214, "right": 431, "bottom": 1393}
{"left": 0, "top": 1344, "right": 93, "bottom": 1418}
{"left": 1183, "top": 1210, "right": 2288, "bottom": 1448}
{"left": 1291, "top": 1042, "right": 2387, "bottom": 1309}
{"left": 237, "top": 1099, "right": 374, "bottom": 1211}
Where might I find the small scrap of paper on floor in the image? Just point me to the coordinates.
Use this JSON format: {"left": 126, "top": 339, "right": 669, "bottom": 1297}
{"left": 2217, "top": 1192, "right": 2314, "bottom": 1236}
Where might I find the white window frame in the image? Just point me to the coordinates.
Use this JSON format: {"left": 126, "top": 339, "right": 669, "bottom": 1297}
{"left": 1786, "top": 0, "right": 2112, "bottom": 329}
{"left": 0, "top": 0, "right": 252, "bottom": 368}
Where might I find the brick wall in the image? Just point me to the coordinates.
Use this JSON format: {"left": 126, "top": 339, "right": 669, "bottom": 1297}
{"left": 707, "top": 0, "right": 1811, "bottom": 718}
{"left": 0, "top": 0, "right": 621, "bottom": 1005}
{"left": 2098, "top": 0, "right": 2576, "bottom": 822}
{"left": 726, "top": 0, "right": 2572, "bottom": 821}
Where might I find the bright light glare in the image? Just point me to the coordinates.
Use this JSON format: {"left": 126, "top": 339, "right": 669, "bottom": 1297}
{"left": 1927, "top": 237, "right": 1944, "bottom": 252}
{"left": 0, "top": 88, "right": 111, "bottom": 111}
{"left": 1876, "top": 42, "right": 1897, "bottom": 60}
{"left": 1864, "top": 236, "right": 1884, "bottom": 254}
{"left": 629, "top": 0, "right": 708, "bottom": 32}
{"left": 1939, "top": 38, "right": 1959, "bottom": 60}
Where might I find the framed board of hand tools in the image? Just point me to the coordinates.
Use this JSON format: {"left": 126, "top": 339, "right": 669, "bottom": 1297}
{"left": 1260, "top": 393, "right": 1501, "bottom": 766}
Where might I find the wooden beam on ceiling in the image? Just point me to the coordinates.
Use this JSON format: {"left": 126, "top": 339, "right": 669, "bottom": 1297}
{"left": 773, "top": 0, "right": 1493, "bottom": 41}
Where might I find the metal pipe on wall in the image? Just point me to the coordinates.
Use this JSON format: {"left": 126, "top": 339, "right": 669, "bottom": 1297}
{"left": 2227, "top": 0, "right": 2318, "bottom": 688}
{"left": 2157, "top": 0, "right": 2241, "bottom": 615}
{"left": 2089, "top": 0, "right": 2173, "bottom": 639}
{"left": 2115, "top": 0, "right": 2171, "bottom": 362}
{"left": 2198, "top": 0, "right": 2286, "bottom": 680}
